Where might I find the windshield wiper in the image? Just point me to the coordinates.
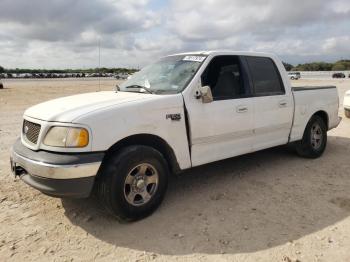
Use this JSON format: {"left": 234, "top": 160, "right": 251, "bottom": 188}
{"left": 124, "top": 85, "right": 154, "bottom": 94}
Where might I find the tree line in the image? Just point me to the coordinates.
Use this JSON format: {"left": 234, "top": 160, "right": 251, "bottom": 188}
{"left": 2, "top": 60, "right": 350, "bottom": 74}
{"left": 0, "top": 66, "right": 137, "bottom": 74}
{"left": 283, "top": 60, "right": 350, "bottom": 71}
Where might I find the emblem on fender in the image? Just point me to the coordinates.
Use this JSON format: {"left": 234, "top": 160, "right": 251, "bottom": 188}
{"left": 166, "top": 113, "right": 181, "bottom": 121}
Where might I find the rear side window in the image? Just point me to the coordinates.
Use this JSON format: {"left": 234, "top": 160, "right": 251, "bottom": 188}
{"left": 246, "top": 56, "right": 284, "bottom": 96}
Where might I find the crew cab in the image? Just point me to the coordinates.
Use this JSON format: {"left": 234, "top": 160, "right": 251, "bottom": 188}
{"left": 10, "top": 51, "right": 341, "bottom": 221}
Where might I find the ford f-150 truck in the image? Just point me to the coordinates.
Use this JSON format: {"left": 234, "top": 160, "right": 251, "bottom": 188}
{"left": 10, "top": 51, "right": 341, "bottom": 221}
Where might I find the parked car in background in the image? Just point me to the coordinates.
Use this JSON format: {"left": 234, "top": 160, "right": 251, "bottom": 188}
{"left": 288, "top": 72, "right": 301, "bottom": 80}
{"left": 332, "top": 72, "right": 346, "bottom": 78}
{"left": 115, "top": 73, "right": 129, "bottom": 80}
{"left": 344, "top": 90, "right": 350, "bottom": 118}
{"left": 10, "top": 51, "right": 341, "bottom": 221}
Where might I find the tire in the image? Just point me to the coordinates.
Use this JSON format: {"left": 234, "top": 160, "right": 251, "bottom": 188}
{"left": 291, "top": 77, "right": 295, "bottom": 80}
{"left": 295, "top": 115, "right": 327, "bottom": 158}
{"left": 96, "top": 145, "right": 169, "bottom": 221}
{"left": 345, "top": 109, "right": 350, "bottom": 118}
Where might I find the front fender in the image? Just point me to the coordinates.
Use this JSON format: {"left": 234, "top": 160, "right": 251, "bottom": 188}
{"left": 74, "top": 94, "right": 192, "bottom": 170}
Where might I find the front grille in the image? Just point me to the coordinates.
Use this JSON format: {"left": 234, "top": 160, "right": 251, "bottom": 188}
{"left": 23, "top": 120, "right": 41, "bottom": 144}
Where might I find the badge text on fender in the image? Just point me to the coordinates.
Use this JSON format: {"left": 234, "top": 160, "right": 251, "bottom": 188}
{"left": 166, "top": 114, "right": 181, "bottom": 121}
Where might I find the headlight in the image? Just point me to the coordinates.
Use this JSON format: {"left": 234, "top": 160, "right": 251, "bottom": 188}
{"left": 43, "top": 126, "right": 89, "bottom": 148}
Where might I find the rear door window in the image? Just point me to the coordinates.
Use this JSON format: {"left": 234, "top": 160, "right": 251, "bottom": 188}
{"left": 245, "top": 56, "right": 285, "bottom": 96}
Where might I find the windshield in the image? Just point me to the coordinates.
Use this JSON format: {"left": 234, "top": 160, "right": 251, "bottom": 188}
{"left": 119, "top": 55, "right": 206, "bottom": 94}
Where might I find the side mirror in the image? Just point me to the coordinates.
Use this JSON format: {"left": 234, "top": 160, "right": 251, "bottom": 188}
{"left": 197, "top": 85, "right": 213, "bottom": 103}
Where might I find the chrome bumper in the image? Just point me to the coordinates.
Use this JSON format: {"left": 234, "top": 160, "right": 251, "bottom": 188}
{"left": 11, "top": 149, "right": 101, "bottom": 179}
{"left": 10, "top": 139, "right": 104, "bottom": 198}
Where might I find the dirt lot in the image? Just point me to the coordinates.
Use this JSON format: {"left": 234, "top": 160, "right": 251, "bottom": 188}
{"left": 0, "top": 78, "right": 350, "bottom": 262}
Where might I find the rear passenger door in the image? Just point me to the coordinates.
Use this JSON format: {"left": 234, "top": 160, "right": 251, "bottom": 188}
{"left": 244, "top": 56, "right": 294, "bottom": 150}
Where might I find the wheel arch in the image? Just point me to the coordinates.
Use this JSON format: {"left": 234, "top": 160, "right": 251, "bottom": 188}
{"left": 312, "top": 110, "right": 329, "bottom": 130}
{"left": 101, "top": 134, "right": 181, "bottom": 175}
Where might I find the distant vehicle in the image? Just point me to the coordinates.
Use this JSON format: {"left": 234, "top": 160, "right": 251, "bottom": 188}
{"left": 344, "top": 90, "right": 350, "bottom": 118}
{"left": 16, "top": 73, "right": 24, "bottom": 78}
{"left": 288, "top": 72, "right": 301, "bottom": 80}
{"left": 89, "top": 73, "right": 101, "bottom": 77}
{"left": 115, "top": 73, "right": 129, "bottom": 80}
{"left": 332, "top": 72, "right": 345, "bottom": 78}
{"left": 0, "top": 82, "right": 3, "bottom": 89}
{"left": 33, "top": 73, "right": 42, "bottom": 78}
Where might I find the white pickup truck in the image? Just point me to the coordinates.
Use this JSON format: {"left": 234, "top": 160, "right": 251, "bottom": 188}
{"left": 10, "top": 51, "right": 341, "bottom": 221}
{"left": 288, "top": 72, "right": 301, "bottom": 80}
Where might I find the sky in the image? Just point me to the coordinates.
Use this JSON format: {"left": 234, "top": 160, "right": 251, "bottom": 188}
{"left": 0, "top": 0, "right": 349, "bottom": 69}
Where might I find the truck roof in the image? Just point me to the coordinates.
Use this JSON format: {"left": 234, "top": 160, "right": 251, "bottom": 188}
{"left": 169, "top": 50, "right": 276, "bottom": 58}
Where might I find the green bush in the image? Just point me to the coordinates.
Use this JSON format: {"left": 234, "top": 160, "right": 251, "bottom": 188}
{"left": 293, "top": 60, "right": 350, "bottom": 71}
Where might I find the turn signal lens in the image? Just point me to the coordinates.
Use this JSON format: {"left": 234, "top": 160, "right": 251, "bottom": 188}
{"left": 43, "top": 127, "right": 89, "bottom": 148}
{"left": 66, "top": 128, "right": 89, "bottom": 147}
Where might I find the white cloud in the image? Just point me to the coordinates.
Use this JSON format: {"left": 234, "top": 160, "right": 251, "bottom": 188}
{"left": 322, "top": 36, "right": 350, "bottom": 54}
{"left": 0, "top": 0, "right": 349, "bottom": 68}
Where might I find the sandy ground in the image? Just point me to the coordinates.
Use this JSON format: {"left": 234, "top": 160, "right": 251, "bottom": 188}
{"left": 0, "top": 78, "right": 350, "bottom": 262}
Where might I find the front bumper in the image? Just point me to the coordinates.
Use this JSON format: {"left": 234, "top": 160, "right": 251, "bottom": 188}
{"left": 10, "top": 139, "right": 104, "bottom": 198}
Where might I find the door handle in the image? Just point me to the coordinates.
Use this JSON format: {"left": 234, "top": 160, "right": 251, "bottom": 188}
{"left": 236, "top": 105, "right": 248, "bottom": 113}
{"left": 279, "top": 100, "right": 287, "bottom": 107}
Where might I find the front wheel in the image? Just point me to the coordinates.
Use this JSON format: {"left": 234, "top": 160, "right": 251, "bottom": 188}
{"left": 295, "top": 115, "right": 327, "bottom": 158}
{"left": 96, "top": 145, "right": 169, "bottom": 221}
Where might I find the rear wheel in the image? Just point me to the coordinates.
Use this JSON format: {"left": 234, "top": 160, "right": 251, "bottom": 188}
{"left": 96, "top": 145, "right": 169, "bottom": 221}
{"left": 345, "top": 109, "right": 350, "bottom": 118}
{"left": 295, "top": 115, "right": 327, "bottom": 158}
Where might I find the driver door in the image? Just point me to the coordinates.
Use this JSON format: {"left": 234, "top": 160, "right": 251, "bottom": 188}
{"left": 185, "top": 55, "right": 255, "bottom": 167}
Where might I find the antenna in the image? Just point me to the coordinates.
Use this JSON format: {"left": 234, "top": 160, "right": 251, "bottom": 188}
{"left": 98, "top": 38, "right": 101, "bottom": 91}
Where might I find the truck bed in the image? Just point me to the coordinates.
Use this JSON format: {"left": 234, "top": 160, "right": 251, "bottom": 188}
{"left": 289, "top": 85, "right": 339, "bottom": 142}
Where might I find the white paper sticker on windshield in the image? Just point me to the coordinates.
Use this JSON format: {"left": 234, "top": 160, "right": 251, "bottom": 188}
{"left": 183, "top": 56, "right": 206, "bottom": 62}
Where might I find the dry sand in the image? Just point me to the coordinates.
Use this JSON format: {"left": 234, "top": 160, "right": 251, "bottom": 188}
{"left": 0, "top": 78, "right": 350, "bottom": 261}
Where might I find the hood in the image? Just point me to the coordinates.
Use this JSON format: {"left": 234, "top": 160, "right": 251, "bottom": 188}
{"left": 24, "top": 91, "right": 152, "bottom": 122}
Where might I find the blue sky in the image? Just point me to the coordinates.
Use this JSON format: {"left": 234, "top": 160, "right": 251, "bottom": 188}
{"left": 149, "top": 0, "right": 169, "bottom": 10}
{"left": 0, "top": 0, "right": 349, "bottom": 69}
